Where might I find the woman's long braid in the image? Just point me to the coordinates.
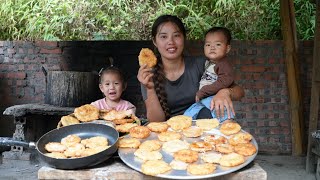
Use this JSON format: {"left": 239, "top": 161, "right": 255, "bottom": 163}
{"left": 150, "top": 15, "right": 186, "bottom": 120}
{"left": 153, "top": 57, "right": 171, "bottom": 119}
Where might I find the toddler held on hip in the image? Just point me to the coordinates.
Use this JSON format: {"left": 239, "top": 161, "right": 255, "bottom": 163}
{"left": 184, "top": 27, "right": 235, "bottom": 122}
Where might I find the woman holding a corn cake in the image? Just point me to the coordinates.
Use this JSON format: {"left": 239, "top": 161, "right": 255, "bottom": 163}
{"left": 137, "top": 15, "right": 244, "bottom": 122}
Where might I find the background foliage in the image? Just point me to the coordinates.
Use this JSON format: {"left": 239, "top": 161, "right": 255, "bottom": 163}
{"left": 0, "top": 0, "right": 316, "bottom": 40}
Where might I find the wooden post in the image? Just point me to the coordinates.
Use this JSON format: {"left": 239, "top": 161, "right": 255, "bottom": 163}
{"left": 306, "top": 0, "right": 320, "bottom": 173}
{"left": 280, "top": 0, "right": 304, "bottom": 155}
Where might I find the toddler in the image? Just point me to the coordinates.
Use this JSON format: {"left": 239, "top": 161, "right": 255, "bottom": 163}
{"left": 91, "top": 66, "right": 136, "bottom": 114}
{"left": 184, "top": 27, "right": 234, "bottom": 122}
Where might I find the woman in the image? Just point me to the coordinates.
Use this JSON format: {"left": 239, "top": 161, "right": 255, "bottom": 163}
{"left": 137, "top": 15, "right": 244, "bottom": 122}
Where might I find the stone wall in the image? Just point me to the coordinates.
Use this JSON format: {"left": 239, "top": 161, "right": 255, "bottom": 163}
{"left": 0, "top": 40, "right": 316, "bottom": 154}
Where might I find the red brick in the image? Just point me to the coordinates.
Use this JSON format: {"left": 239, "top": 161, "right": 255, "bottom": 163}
{"left": 270, "top": 137, "right": 280, "bottom": 143}
{"left": 282, "top": 127, "right": 290, "bottom": 135}
{"left": 258, "top": 136, "right": 267, "bottom": 143}
{"left": 254, "top": 82, "right": 265, "bottom": 89}
{"left": 18, "top": 64, "right": 24, "bottom": 71}
{"left": 28, "top": 49, "right": 34, "bottom": 54}
{"left": 7, "top": 72, "right": 26, "bottom": 79}
{"left": 256, "top": 58, "right": 264, "bottom": 64}
{"left": 7, "top": 80, "right": 13, "bottom": 85}
{"left": 252, "top": 73, "right": 260, "bottom": 80}
{"left": 285, "top": 136, "right": 291, "bottom": 143}
{"left": 8, "top": 64, "right": 15, "bottom": 71}
{"left": 270, "top": 127, "right": 280, "bottom": 134}
{"left": 16, "top": 80, "right": 27, "bottom": 86}
{"left": 257, "top": 120, "right": 265, "bottom": 127}
{"left": 40, "top": 48, "right": 61, "bottom": 54}
{"left": 241, "top": 66, "right": 266, "bottom": 72}
{"left": 270, "top": 113, "right": 276, "bottom": 118}
{"left": 258, "top": 113, "right": 265, "bottom": 118}
{"left": 269, "top": 120, "right": 278, "bottom": 126}
{"left": 280, "top": 121, "right": 289, "bottom": 127}
{"left": 18, "top": 48, "right": 24, "bottom": 53}
{"left": 34, "top": 57, "right": 46, "bottom": 63}
{"left": 35, "top": 41, "right": 58, "bottom": 47}
{"left": 273, "top": 49, "right": 280, "bottom": 55}
{"left": 7, "top": 48, "right": 15, "bottom": 54}
{"left": 269, "top": 58, "right": 276, "bottom": 64}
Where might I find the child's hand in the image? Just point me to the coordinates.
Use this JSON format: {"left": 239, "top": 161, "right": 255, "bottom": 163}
{"left": 195, "top": 95, "right": 200, "bottom": 102}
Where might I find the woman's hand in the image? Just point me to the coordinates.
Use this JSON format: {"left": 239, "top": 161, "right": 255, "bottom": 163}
{"left": 210, "top": 88, "right": 235, "bottom": 119}
{"left": 137, "top": 64, "right": 154, "bottom": 89}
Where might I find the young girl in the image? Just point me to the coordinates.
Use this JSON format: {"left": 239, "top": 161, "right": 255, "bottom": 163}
{"left": 91, "top": 66, "right": 136, "bottom": 114}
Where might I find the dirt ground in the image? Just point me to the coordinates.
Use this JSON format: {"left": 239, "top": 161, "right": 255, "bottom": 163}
{"left": 0, "top": 151, "right": 317, "bottom": 180}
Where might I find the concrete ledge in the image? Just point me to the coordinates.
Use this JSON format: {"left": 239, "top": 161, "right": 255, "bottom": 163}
{"left": 38, "top": 159, "right": 267, "bottom": 180}
{"left": 3, "top": 103, "right": 74, "bottom": 117}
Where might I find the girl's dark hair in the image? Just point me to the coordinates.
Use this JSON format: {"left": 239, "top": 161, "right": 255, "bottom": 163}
{"left": 151, "top": 15, "right": 186, "bottom": 119}
{"left": 205, "top": 27, "right": 232, "bottom": 45}
{"left": 98, "top": 66, "right": 126, "bottom": 85}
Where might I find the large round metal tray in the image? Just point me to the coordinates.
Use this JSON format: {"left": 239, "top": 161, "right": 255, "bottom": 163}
{"left": 118, "top": 123, "right": 258, "bottom": 179}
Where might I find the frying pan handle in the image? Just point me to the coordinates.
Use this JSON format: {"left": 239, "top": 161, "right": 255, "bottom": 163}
{"left": 0, "top": 137, "right": 35, "bottom": 148}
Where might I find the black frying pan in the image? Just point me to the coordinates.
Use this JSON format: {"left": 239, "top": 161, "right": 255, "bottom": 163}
{"left": 0, "top": 123, "right": 119, "bottom": 170}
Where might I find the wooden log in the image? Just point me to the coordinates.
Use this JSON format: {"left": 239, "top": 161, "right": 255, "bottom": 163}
{"left": 280, "top": 0, "right": 304, "bottom": 155}
{"left": 306, "top": 0, "right": 320, "bottom": 173}
{"left": 45, "top": 71, "right": 100, "bottom": 107}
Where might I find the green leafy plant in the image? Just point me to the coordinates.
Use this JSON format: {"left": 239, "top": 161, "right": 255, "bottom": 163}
{"left": 0, "top": 0, "right": 316, "bottom": 40}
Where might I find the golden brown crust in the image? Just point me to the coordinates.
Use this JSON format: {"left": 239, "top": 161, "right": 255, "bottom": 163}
{"left": 234, "top": 143, "right": 257, "bottom": 156}
{"left": 61, "top": 134, "right": 81, "bottom": 147}
{"left": 158, "top": 131, "right": 182, "bottom": 142}
{"left": 116, "top": 123, "right": 138, "bottom": 133}
{"left": 173, "top": 149, "right": 199, "bottom": 163}
{"left": 167, "top": 115, "right": 192, "bottom": 131}
{"left": 80, "top": 136, "right": 108, "bottom": 149}
{"left": 112, "top": 119, "right": 129, "bottom": 125}
{"left": 134, "top": 149, "right": 163, "bottom": 161}
{"left": 100, "top": 109, "right": 132, "bottom": 121}
{"left": 63, "top": 143, "right": 85, "bottom": 158}
{"left": 139, "top": 140, "right": 162, "bottom": 151}
{"left": 203, "top": 134, "right": 228, "bottom": 145}
{"left": 182, "top": 127, "right": 203, "bottom": 138}
{"left": 129, "top": 126, "right": 151, "bottom": 139}
{"left": 187, "top": 163, "right": 216, "bottom": 175}
{"left": 195, "top": 118, "right": 220, "bottom": 130}
{"left": 45, "top": 152, "right": 67, "bottom": 159}
{"left": 141, "top": 160, "right": 171, "bottom": 176}
{"left": 45, "top": 142, "right": 67, "bottom": 153}
{"left": 118, "top": 138, "right": 141, "bottom": 148}
{"left": 74, "top": 104, "right": 99, "bottom": 122}
{"left": 170, "top": 160, "right": 188, "bottom": 170}
{"left": 45, "top": 135, "right": 109, "bottom": 158}
{"left": 219, "top": 153, "right": 245, "bottom": 167}
{"left": 219, "top": 122, "right": 241, "bottom": 135}
{"left": 59, "top": 115, "right": 80, "bottom": 127}
{"left": 201, "top": 152, "right": 222, "bottom": 164}
{"left": 138, "top": 48, "right": 157, "bottom": 68}
{"left": 147, "top": 122, "right": 169, "bottom": 133}
{"left": 215, "top": 144, "right": 234, "bottom": 154}
{"left": 229, "top": 132, "right": 253, "bottom": 146}
{"left": 162, "top": 140, "right": 190, "bottom": 153}
{"left": 190, "top": 141, "right": 213, "bottom": 152}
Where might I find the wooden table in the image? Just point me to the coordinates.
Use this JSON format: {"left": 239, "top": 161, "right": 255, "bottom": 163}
{"left": 38, "top": 158, "right": 267, "bottom": 180}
